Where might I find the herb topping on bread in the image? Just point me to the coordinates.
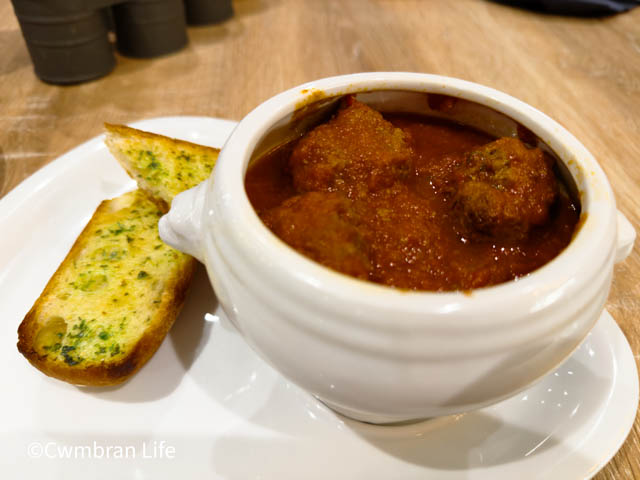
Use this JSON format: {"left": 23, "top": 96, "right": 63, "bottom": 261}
{"left": 18, "top": 190, "right": 196, "bottom": 385}
{"left": 18, "top": 125, "right": 220, "bottom": 386}
{"left": 104, "top": 123, "right": 220, "bottom": 205}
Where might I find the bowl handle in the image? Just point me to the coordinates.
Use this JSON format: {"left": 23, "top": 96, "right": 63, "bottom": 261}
{"left": 616, "top": 210, "right": 636, "bottom": 263}
{"left": 158, "top": 181, "right": 207, "bottom": 263}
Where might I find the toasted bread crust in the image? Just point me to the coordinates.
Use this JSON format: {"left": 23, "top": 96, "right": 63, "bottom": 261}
{"left": 17, "top": 191, "right": 196, "bottom": 386}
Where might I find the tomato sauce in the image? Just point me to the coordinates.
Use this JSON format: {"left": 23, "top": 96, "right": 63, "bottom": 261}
{"left": 245, "top": 110, "right": 580, "bottom": 291}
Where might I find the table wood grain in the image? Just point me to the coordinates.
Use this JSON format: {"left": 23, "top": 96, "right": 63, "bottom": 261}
{"left": 1, "top": 0, "right": 639, "bottom": 477}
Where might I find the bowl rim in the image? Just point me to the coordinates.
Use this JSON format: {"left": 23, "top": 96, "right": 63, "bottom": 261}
{"left": 207, "top": 72, "right": 617, "bottom": 330}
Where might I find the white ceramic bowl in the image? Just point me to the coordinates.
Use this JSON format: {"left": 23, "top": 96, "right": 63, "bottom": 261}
{"left": 159, "top": 73, "right": 635, "bottom": 423}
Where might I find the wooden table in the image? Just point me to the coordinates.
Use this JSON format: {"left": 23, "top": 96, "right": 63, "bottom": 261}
{"left": 1, "top": 0, "right": 638, "bottom": 477}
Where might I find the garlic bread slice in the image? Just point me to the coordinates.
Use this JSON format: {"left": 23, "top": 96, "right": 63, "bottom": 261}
{"left": 18, "top": 190, "right": 196, "bottom": 386}
{"left": 104, "top": 123, "right": 220, "bottom": 204}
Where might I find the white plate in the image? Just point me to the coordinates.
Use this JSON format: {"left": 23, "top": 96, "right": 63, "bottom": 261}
{"left": 0, "top": 116, "right": 637, "bottom": 480}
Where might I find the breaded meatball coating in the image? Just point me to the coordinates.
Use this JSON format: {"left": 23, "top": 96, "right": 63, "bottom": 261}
{"left": 289, "top": 97, "right": 414, "bottom": 196}
{"left": 262, "top": 192, "right": 372, "bottom": 279}
{"left": 452, "top": 138, "right": 557, "bottom": 240}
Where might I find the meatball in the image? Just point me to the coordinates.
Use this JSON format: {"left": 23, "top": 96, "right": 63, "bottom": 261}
{"left": 289, "top": 97, "right": 414, "bottom": 196}
{"left": 261, "top": 192, "right": 372, "bottom": 279}
{"left": 451, "top": 138, "right": 557, "bottom": 240}
{"left": 358, "top": 184, "right": 453, "bottom": 291}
